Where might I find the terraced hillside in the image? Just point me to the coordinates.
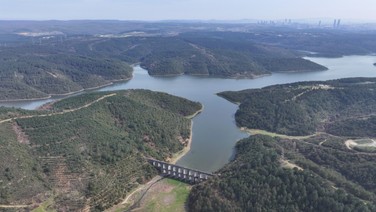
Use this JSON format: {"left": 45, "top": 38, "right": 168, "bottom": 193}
{"left": 0, "top": 89, "right": 201, "bottom": 211}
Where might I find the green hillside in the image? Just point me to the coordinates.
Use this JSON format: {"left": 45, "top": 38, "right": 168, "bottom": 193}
{"left": 188, "top": 135, "right": 376, "bottom": 211}
{"left": 0, "top": 90, "right": 201, "bottom": 211}
{"left": 219, "top": 78, "right": 376, "bottom": 136}
{"left": 0, "top": 46, "right": 133, "bottom": 101}
{"left": 0, "top": 31, "right": 328, "bottom": 101}
{"left": 193, "top": 78, "right": 376, "bottom": 211}
{"left": 81, "top": 35, "right": 327, "bottom": 78}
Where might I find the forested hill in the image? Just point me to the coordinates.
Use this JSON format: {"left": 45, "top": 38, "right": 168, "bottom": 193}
{"left": 219, "top": 77, "right": 376, "bottom": 136}
{"left": 188, "top": 135, "right": 376, "bottom": 211}
{"left": 77, "top": 35, "right": 327, "bottom": 77}
{"left": 0, "top": 46, "right": 133, "bottom": 101}
{"left": 0, "top": 33, "right": 326, "bottom": 101}
{"left": 0, "top": 90, "right": 202, "bottom": 211}
{"left": 190, "top": 77, "right": 376, "bottom": 211}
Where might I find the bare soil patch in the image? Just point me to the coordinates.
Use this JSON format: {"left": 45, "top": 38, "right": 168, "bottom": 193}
{"left": 280, "top": 159, "right": 303, "bottom": 171}
{"left": 12, "top": 122, "right": 29, "bottom": 144}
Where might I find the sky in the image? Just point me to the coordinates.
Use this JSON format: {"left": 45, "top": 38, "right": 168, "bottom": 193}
{"left": 0, "top": 0, "right": 376, "bottom": 21}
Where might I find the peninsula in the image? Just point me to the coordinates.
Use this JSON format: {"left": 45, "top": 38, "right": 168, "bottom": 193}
{"left": 188, "top": 78, "right": 376, "bottom": 211}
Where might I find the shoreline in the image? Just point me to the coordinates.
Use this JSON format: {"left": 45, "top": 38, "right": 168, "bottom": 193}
{"left": 107, "top": 106, "right": 202, "bottom": 211}
{"left": 0, "top": 67, "right": 275, "bottom": 103}
{"left": 0, "top": 95, "right": 52, "bottom": 103}
{"left": 273, "top": 68, "right": 328, "bottom": 73}
{"left": 0, "top": 77, "right": 132, "bottom": 103}
{"left": 184, "top": 105, "right": 204, "bottom": 119}
{"left": 141, "top": 63, "right": 272, "bottom": 80}
{"left": 169, "top": 105, "right": 204, "bottom": 164}
{"left": 168, "top": 121, "right": 194, "bottom": 164}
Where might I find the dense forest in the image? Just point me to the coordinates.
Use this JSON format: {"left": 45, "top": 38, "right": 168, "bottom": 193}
{"left": 186, "top": 30, "right": 376, "bottom": 58}
{"left": 1, "top": 21, "right": 376, "bottom": 101}
{"left": 4, "top": 21, "right": 376, "bottom": 100}
{"left": 188, "top": 135, "right": 376, "bottom": 211}
{"left": 219, "top": 77, "right": 376, "bottom": 136}
{"left": 75, "top": 35, "right": 327, "bottom": 77}
{"left": 1, "top": 21, "right": 376, "bottom": 58}
{"left": 0, "top": 45, "right": 133, "bottom": 100}
{"left": 0, "top": 28, "right": 330, "bottom": 100}
{"left": 1, "top": 21, "right": 376, "bottom": 211}
{"left": 195, "top": 77, "right": 376, "bottom": 211}
{"left": 0, "top": 89, "right": 201, "bottom": 211}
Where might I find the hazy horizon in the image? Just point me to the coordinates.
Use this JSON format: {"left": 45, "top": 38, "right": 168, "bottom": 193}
{"left": 1, "top": 0, "right": 376, "bottom": 22}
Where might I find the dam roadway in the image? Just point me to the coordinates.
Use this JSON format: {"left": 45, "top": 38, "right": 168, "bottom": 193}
{"left": 148, "top": 158, "right": 214, "bottom": 184}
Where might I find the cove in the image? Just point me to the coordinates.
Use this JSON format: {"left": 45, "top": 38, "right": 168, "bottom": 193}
{"left": 1, "top": 55, "right": 376, "bottom": 172}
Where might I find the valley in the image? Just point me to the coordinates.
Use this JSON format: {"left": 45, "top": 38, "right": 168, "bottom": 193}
{"left": 1, "top": 22, "right": 376, "bottom": 211}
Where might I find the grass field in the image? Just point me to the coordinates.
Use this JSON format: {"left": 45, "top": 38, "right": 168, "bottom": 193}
{"left": 108, "top": 178, "right": 191, "bottom": 212}
{"left": 31, "top": 197, "right": 55, "bottom": 212}
{"left": 351, "top": 139, "right": 376, "bottom": 152}
{"left": 141, "top": 178, "right": 190, "bottom": 212}
{"left": 353, "top": 138, "right": 374, "bottom": 145}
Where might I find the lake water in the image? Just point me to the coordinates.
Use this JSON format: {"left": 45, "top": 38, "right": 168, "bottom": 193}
{"left": 1, "top": 55, "right": 376, "bottom": 172}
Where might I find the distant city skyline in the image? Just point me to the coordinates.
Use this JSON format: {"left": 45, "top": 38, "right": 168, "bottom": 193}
{"left": 1, "top": 0, "right": 376, "bottom": 22}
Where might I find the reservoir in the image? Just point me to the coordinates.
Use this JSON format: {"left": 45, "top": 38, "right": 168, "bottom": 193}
{"left": 1, "top": 55, "right": 376, "bottom": 172}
